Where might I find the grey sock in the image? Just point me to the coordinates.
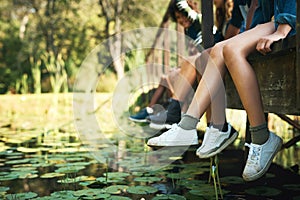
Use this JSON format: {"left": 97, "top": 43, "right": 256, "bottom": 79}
{"left": 249, "top": 123, "right": 269, "bottom": 145}
{"left": 178, "top": 114, "right": 199, "bottom": 130}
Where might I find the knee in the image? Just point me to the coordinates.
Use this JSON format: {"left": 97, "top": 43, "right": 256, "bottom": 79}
{"left": 223, "top": 43, "right": 239, "bottom": 69}
{"left": 210, "top": 43, "right": 223, "bottom": 58}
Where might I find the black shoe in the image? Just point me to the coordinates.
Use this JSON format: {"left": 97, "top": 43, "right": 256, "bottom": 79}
{"left": 147, "top": 98, "right": 181, "bottom": 130}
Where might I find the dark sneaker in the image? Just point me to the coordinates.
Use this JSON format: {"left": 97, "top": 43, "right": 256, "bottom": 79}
{"left": 196, "top": 123, "right": 238, "bottom": 158}
{"left": 147, "top": 98, "right": 181, "bottom": 130}
{"left": 129, "top": 107, "right": 153, "bottom": 122}
{"left": 242, "top": 132, "right": 282, "bottom": 181}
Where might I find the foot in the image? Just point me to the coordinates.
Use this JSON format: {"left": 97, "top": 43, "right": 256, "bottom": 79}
{"left": 242, "top": 132, "right": 282, "bottom": 182}
{"left": 147, "top": 124, "right": 198, "bottom": 146}
{"left": 196, "top": 123, "right": 238, "bottom": 158}
{"left": 129, "top": 107, "right": 153, "bottom": 122}
{"left": 147, "top": 99, "right": 181, "bottom": 130}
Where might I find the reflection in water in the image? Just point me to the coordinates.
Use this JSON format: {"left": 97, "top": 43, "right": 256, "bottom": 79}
{"left": 0, "top": 94, "right": 299, "bottom": 199}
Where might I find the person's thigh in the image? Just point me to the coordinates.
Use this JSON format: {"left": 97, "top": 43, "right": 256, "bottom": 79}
{"left": 221, "top": 22, "right": 275, "bottom": 57}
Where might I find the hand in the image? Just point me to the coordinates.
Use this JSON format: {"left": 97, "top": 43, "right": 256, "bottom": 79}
{"left": 176, "top": 0, "right": 198, "bottom": 22}
{"left": 256, "top": 33, "right": 284, "bottom": 55}
{"left": 256, "top": 23, "right": 291, "bottom": 55}
{"left": 176, "top": 0, "right": 189, "bottom": 10}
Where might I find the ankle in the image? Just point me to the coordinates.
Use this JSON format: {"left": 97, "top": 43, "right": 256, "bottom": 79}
{"left": 250, "top": 123, "right": 269, "bottom": 145}
{"left": 178, "top": 114, "right": 199, "bottom": 130}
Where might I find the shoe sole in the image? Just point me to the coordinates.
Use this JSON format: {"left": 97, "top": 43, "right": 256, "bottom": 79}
{"left": 128, "top": 117, "right": 148, "bottom": 123}
{"left": 147, "top": 140, "right": 199, "bottom": 147}
{"left": 149, "top": 123, "right": 172, "bottom": 130}
{"left": 196, "top": 131, "right": 238, "bottom": 158}
{"left": 243, "top": 137, "right": 283, "bottom": 182}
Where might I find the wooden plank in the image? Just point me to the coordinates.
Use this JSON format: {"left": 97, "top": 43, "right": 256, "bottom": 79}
{"left": 226, "top": 37, "right": 300, "bottom": 115}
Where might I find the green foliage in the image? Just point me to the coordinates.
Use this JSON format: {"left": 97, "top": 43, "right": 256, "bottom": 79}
{"left": 0, "top": 0, "right": 170, "bottom": 93}
{"left": 96, "top": 71, "right": 118, "bottom": 93}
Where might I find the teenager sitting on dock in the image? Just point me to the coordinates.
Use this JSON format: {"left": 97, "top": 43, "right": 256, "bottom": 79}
{"left": 147, "top": 0, "right": 296, "bottom": 182}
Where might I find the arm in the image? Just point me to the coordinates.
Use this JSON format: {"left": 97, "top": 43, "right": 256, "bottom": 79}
{"left": 245, "top": 0, "right": 258, "bottom": 30}
{"left": 256, "top": 23, "right": 292, "bottom": 55}
{"left": 224, "top": 24, "right": 240, "bottom": 40}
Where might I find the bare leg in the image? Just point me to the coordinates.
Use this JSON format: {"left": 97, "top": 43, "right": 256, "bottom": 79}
{"left": 171, "top": 56, "right": 198, "bottom": 102}
{"left": 222, "top": 22, "right": 275, "bottom": 126}
{"left": 149, "top": 84, "right": 167, "bottom": 107}
{"left": 186, "top": 42, "right": 228, "bottom": 119}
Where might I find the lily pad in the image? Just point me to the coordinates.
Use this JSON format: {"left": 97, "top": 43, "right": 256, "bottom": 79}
{"left": 6, "top": 192, "right": 38, "bottom": 199}
{"left": 107, "top": 196, "right": 132, "bottom": 200}
{"left": 152, "top": 194, "right": 187, "bottom": 200}
{"left": 96, "top": 176, "right": 126, "bottom": 184}
{"left": 5, "top": 158, "right": 30, "bottom": 165}
{"left": 0, "top": 187, "right": 9, "bottom": 192}
{"left": 245, "top": 186, "right": 282, "bottom": 197}
{"left": 220, "top": 176, "right": 244, "bottom": 184}
{"left": 57, "top": 176, "right": 89, "bottom": 183}
{"left": 40, "top": 172, "right": 65, "bottom": 178}
{"left": 133, "top": 176, "right": 162, "bottom": 183}
{"left": 104, "top": 185, "right": 129, "bottom": 194}
{"left": 283, "top": 184, "right": 300, "bottom": 191}
{"left": 50, "top": 190, "right": 76, "bottom": 199}
{"left": 127, "top": 185, "right": 158, "bottom": 194}
{"left": 105, "top": 172, "right": 130, "bottom": 178}
{"left": 177, "top": 179, "right": 207, "bottom": 189}
{"left": 55, "top": 165, "right": 85, "bottom": 173}
{"left": 166, "top": 173, "right": 192, "bottom": 179}
{"left": 0, "top": 173, "right": 19, "bottom": 181}
{"left": 73, "top": 188, "right": 110, "bottom": 199}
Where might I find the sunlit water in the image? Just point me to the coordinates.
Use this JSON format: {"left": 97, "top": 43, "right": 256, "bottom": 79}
{"left": 0, "top": 94, "right": 299, "bottom": 199}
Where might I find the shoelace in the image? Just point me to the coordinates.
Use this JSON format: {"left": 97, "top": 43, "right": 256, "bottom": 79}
{"left": 245, "top": 143, "right": 261, "bottom": 166}
{"left": 205, "top": 129, "right": 220, "bottom": 146}
{"left": 161, "top": 124, "right": 179, "bottom": 138}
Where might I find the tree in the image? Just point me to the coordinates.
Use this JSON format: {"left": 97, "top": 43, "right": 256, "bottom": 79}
{"left": 98, "top": 0, "right": 169, "bottom": 80}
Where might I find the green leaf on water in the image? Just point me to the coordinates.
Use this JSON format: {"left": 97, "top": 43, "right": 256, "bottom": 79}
{"left": 6, "top": 192, "right": 38, "bottom": 199}
{"left": 40, "top": 172, "right": 65, "bottom": 178}
{"left": 96, "top": 176, "right": 126, "bottom": 183}
{"left": 104, "top": 185, "right": 129, "bottom": 194}
{"left": 55, "top": 165, "right": 85, "bottom": 173}
{"left": 127, "top": 185, "right": 158, "bottom": 194}
{"left": 283, "top": 184, "right": 300, "bottom": 191}
{"left": 166, "top": 173, "right": 191, "bottom": 179}
{"left": 0, "top": 173, "right": 19, "bottom": 181}
{"left": 152, "top": 194, "right": 187, "bottom": 200}
{"left": 50, "top": 190, "right": 76, "bottom": 199}
{"left": 5, "top": 158, "right": 30, "bottom": 165}
{"left": 188, "top": 184, "right": 217, "bottom": 197}
{"left": 245, "top": 186, "right": 282, "bottom": 197}
{"left": 105, "top": 172, "right": 130, "bottom": 178}
{"left": 177, "top": 179, "right": 207, "bottom": 189}
{"left": 133, "top": 176, "right": 162, "bottom": 183}
{"left": 0, "top": 187, "right": 9, "bottom": 192}
{"left": 107, "top": 196, "right": 132, "bottom": 200}
{"left": 57, "top": 175, "right": 89, "bottom": 184}
{"left": 73, "top": 188, "right": 108, "bottom": 198}
{"left": 220, "top": 176, "right": 244, "bottom": 184}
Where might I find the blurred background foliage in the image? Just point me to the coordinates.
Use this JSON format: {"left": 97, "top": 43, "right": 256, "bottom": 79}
{"left": 0, "top": 0, "right": 169, "bottom": 94}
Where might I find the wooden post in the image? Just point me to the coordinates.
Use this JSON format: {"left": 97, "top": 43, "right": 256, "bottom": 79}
{"left": 201, "top": 0, "right": 214, "bottom": 49}
{"left": 296, "top": 0, "right": 300, "bottom": 110}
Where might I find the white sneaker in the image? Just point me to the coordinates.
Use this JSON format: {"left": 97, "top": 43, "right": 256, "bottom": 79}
{"left": 196, "top": 123, "right": 238, "bottom": 158}
{"left": 149, "top": 122, "right": 172, "bottom": 130}
{"left": 242, "top": 132, "right": 282, "bottom": 182}
{"left": 146, "top": 124, "right": 198, "bottom": 146}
